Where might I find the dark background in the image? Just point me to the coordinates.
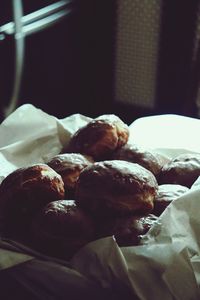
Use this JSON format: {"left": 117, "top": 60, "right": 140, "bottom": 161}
{"left": 0, "top": 0, "right": 200, "bottom": 124}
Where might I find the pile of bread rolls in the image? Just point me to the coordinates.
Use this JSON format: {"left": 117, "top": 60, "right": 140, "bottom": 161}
{"left": 0, "top": 114, "right": 199, "bottom": 260}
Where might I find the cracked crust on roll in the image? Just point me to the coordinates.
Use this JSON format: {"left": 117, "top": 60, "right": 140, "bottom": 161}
{"left": 67, "top": 115, "right": 129, "bottom": 161}
{"left": 75, "top": 160, "right": 158, "bottom": 217}
{"left": 0, "top": 163, "right": 65, "bottom": 237}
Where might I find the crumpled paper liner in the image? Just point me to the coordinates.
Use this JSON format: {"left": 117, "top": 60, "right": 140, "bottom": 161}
{"left": 0, "top": 104, "right": 200, "bottom": 299}
{"left": 0, "top": 104, "right": 91, "bottom": 181}
{"left": 71, "top": 188, "right": 200, "bottom": 299}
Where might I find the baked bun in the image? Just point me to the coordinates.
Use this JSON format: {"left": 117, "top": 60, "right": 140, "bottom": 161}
{"left": 75, "top": 160, "right": 158, "bottom": 216}
{"left": 31, "top": 200, "right": 95, "bottom": 259}
{"left": 0, "top": 164, "right": 65, "bottom": 237}
{"left": 158, "top": 153, "right": 200, "bottom": 187}
{"left": 67, "top": 115, "right": 129, "bottom": 160}
{"left": 47, "top": 153, "right": 94, "bottom": 198}
{"left": 96, "top": 214, "right": 158, "bottom": 247}
{"left": 153, "top": 184, "right": 189, "bottom": 216}
{"left": 112, "top": 143, "right": 168, "bottom": 178}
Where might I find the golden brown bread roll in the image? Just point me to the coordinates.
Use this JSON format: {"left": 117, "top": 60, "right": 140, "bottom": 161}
{"left": 75, "top": 160, "right": 158, "bottom": 217}
{"left": 47, "top": 153, "right": 94, "bottom": 198}
{"left": 95, "top": 213, "right": 158, "bottom": 247}
{"left": 112, "top": 143, "right": 168, "bottom": 178}
{"left": 0, "top": 164, "right": 65, "bottom": 237}
{"left": 67, "top": 115, "right": 129, "bottom": 160}
{"left": 31, "top": 200, "right": 95, "bottom": 259}
{"left": 158, "top": 153, "right": 200, "bottom": 187}
{"left": 153, "top": 184, "right": 189, "bottom": 216}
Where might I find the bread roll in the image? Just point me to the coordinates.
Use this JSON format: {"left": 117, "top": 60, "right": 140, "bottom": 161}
{"left": 113, "top": 143, "right": 167, "bottom": 178}
{"left": 67, "top": 115, "right": 129, "bottom": 160}
{"left": 31, "top": 200, "right": 95, "bottom": 259}
{"left": 75, "top": 160, "right": 158, "bottom": 217}
{"left": 47, "top": 153, "right": 94, "bottom": 198}
{"left": 96, "top": 213, "right": 158, "bottom": 246}
{"left": 153, "top": 184, "right": 189, "bottom": 216}
{"left": 0, "top": 164, "right": 65, "bottom": 237}
{"left": 158, "top": 153, "right": 200, "bottom": 187}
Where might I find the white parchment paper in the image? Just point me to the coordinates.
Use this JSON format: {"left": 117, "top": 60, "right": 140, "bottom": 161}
{"left": 0, "top": 104, "right": 200, "bottom": 299}
{"left": 0, "top": 104, "right": 91, "bottom": 182}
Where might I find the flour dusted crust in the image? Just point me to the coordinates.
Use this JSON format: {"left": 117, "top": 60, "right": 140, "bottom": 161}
{"left": 0, "top": 164, "right": 65, "bottom": 236}
{"left": 75, "top": 160, "right": 158, "bottom": 216}
{"left": 153, "top": 184, "right": 189, "bottom": 216}
{"left": 67, "top": 115, "right": 129, "bottom": 160}
{"left": 47, "top": 153, "right": 94, "bottom": 197}
{"left": 95, "top": 114, "right": 130, "bottom": 149}
{"left": 112, "top": 143, "right": 167, "bottom": 178}
{"left": 158, "top": 153, "right": 200, "bottom": 187}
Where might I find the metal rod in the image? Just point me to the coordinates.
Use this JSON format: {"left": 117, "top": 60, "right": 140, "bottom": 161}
{"left": 23, "top": 8, "right": 72, "bottom": 36}
{"left": 4, "top": 0, "right": 25, "bottom": 117}
{"left": 0, "top": 0, "right": 73, "bottom": 36}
